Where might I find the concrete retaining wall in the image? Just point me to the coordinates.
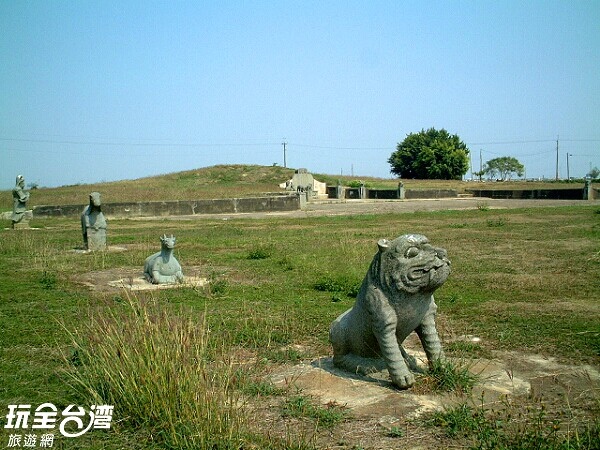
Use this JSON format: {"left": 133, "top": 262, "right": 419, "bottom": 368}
{"left": 367, "top": 189, "right": 399, "bottom": 200}
{"left": 404, "top": 189, "right": 458, "bottom": 199}
{"left": 327, "top": 187, "right": 458, "bottom": 200}
{"left": 33, "top": 195, "right": 301, "bottom": 218}
{"left": 465, "top": 188, "right": 590, "bottom": 200}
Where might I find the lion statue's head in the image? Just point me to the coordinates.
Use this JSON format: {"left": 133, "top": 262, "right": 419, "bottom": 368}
{"left": 374, "top": 234, "right": 451, "bottom": 295}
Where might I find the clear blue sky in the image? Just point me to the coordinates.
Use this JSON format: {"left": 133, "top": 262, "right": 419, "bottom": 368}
{"left": 1, "top": 1, "right": 599, "bottom": 189}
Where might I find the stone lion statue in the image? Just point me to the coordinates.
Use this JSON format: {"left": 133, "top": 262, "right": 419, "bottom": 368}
{"left": 329, "top": 234, "right": 451, "bottom": 389}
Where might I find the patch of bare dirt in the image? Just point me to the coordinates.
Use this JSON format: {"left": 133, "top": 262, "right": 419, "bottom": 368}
{"left": 252, "top": 346, "right": 600, "bottom": 449}
{"left": 72, "top": 265, "right": 209, "bottom": 293}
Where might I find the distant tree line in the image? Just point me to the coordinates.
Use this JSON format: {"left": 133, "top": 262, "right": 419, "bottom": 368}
{"left": 389, "top": 128, "right": 529, "bottom": 181}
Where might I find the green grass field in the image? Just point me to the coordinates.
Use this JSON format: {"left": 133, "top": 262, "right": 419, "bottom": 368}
{"left": 0, "top": 166, "right": 599, "bottom": 449}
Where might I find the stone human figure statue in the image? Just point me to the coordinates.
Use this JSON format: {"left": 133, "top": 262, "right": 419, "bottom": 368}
{"left": 397, "top": 181, "right": 405, "bottom": 200}
{"left": 584, "top": 178, "right": 594, "bottom": 200}
{"left": 143, "top": 234, "right": 184, "bottom": 284}
{"left": 11, "top": 175, "right": 31, "bottom": 229}
{"left": 330, "top": 234, "right": 451, "bottom": 389}
{"left": 81, "top": 192, "right": 107, "bottom": 251}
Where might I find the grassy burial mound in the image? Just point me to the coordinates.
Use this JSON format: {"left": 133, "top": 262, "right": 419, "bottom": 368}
{"left": 2, "top": 164, "right": 594, "bottom": 211}
{"left": 0, "top": 165, "right": 297, "bottom": 210}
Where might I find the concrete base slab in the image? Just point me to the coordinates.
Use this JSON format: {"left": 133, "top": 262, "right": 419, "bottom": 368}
{"left": 270, "top": 352, "right": 531, "bottom": 419}
{"left": 71, "top": 245, "right": 128, "bottom": 254}
{"left": 108, "top": 276, "right": 208, "bottom": 291}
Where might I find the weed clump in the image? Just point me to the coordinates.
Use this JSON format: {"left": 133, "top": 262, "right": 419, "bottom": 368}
{"left": 420, "top": 358, "right": 477, "bottom": 394}
{"left": 282, "top": 395, "right": 348, "bottom": 429}
{"left": 63, "top": 294, "right": 245, "bottom": 449}
{"left": 39, "top": 270, "right": 57, "bottom": 289}
{"left": 386, "top": 426, "right": 404, "bottom": 438}
{"left": 487, "top": 217, "right": 508, "bottom": 227}
{"left": 247, "top": 245, "right": 273, "bottom": 260}
{"left": 240, "top": 379, "right": 287, "bottom": 397}
{"left": 425, "top": 400, "right": 600, "bottom": 449}
{"left": 314, "top": 274, "right": 361, "bottom": 298}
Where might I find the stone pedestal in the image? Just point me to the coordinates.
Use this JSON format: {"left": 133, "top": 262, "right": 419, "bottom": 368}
{"left": 11, "top": 210, "right": 33, "bottom": 229}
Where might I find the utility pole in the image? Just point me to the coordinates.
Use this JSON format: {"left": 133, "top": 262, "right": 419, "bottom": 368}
{"left": 469, "top": 153, "right": 473, "bottom": 180}
{"left": 555, "top": 136, "right": 559, "bottom": 180}
{"left": 479, "top": 149, "right": 483, "bottom": 181}
{"left": 566, "top": 153, "right": 572, "bottom": 180}
{"left": 282, "top": 140, "right": 287, "bottom": 168}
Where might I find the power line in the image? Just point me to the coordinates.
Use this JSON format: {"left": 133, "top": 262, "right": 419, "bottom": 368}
{"left": 2, "top": 135, "right": 599, "bottom": 148}
{"left": 0, "top": 137, "right": 279, "bottom": 147}
{"left": 467, "top": 139, "right": 600, "bottom": 145}
{"left": 1, "top": 136, "right": 597, "bottom": 161}
{"left": 0, "top": 145, "right": 278, "bottom": 157}
{"left": 467, "top": 139, "right": 555, "bottom": 145}
{"left": 291, "top": 143, "right": 390, "bottom": 150}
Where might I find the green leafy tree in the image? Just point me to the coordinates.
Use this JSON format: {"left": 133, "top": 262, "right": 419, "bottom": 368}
{"left": 473, "top": 169, "right": 485, "bottom": 182}
{"left": 587, "top": 166, "right": 599, "bottom": 179}
{"left": 483, "top": 156, "right": 525, "bottom": 181}
{"left": 388, "top": 128, "right": 470, "bottom": 179}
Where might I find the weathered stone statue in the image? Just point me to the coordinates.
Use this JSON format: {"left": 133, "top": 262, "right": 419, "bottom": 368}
{"left": 329, "top": 234, "right": 451, "bottom": 389}
{"left": 335, "top": 180, "right": 344, "bottom": 199}
{"left": 11, "top": 175, "right": 31, "bottom": 229}
{"left": 584, "top": 178, "right": 594, "bottom": 200}
{"left": 144, "top": 234, "right": 184, "bottom": 284}
{"left": 81, "top": 192, "right": 107, "bottom": 251}
{"left": 397, "top": 181, "right": 405, "bottom": 200}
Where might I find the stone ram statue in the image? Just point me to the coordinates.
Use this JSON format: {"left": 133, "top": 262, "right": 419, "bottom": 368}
{"left": 329, "top": 234, "right": 451, "bottom": 389}
{"left": 144, "top": 234, "right": 184, "bottom": 284}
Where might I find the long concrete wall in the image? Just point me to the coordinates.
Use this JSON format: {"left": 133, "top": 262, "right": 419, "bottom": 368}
{"left": 33, "top": 195, "right": 301, "bottom": 218}
{"left": 326, "top": 187, "right": 458, "bottom": 200}
{"left": 404, "top": 189, "right": 458, "bottom": 199}
{"left": 465, "top": 188, "right": 591, "bottom": 200}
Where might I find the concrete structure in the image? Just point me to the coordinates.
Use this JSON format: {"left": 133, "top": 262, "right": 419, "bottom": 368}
{"left": 327, "top": 186, "right": 457, "bottom": 200}
{"left": 34, "top": 195, "right": 301, "bottom": 218}
{"left": 465, "top": 188, "right": 589, "bottom": 200}
{"left": 280, "top": 169, "right": 327, "bottom": 198}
